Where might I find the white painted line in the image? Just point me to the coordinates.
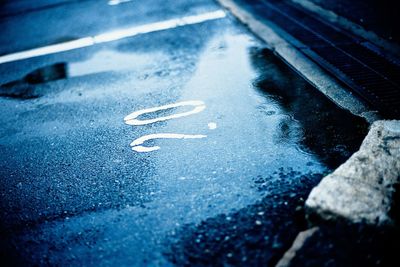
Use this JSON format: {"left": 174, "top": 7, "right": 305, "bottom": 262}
{"left": 124, "top": 100, "right": 206, "bottom": 126}
{"left": 0, "top": 10, "right": 226, "bottom": 65}
{"left": 130, "top": 133, "right": 207, "bottom": 152}
{"left": 108, "top": 0, "right": 133, "bottom": 6}
{"left": 0, "top": 38, "right": 95, "bottom": 65}
{"left": 93, "top": 10, "right": 226, "bottom": 43}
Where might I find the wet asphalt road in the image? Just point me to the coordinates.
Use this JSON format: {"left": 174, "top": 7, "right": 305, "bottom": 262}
{"left": 0, "top": 0, "right": 368, "bottom": 266}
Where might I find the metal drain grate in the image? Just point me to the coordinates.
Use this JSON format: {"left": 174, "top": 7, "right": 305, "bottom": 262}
{"left": 237, "top": 0, "right": 400, "bottom": 117}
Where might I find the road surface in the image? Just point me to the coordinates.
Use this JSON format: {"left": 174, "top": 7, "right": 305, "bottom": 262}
{"left": 0, "top": 0, "right": 368, "bottom": 265}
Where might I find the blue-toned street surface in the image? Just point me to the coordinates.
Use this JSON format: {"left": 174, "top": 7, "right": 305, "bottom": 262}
{"left": 0, "top": 0, "right": 368, "bottom": 266}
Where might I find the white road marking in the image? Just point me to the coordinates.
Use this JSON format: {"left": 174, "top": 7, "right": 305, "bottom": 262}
{"left": 108, "top": 0, "right": 133, "bottom": 6}
{"left": 130, "top": 133, "right": 207, "bottom": 152}
{"left": 124, "top": 100, "right": 206, "bottom": 126}
{"left": 0, "top": 10, "right": 226, "bottom": 64}
{"left": 125, "top": 100, "right": 217, "bottom": 153}
{"left": 208, "top": 122, "right": 217, "bottom": 130}
{"left": 0, "top": 38, "right": 95, "bottom": 65}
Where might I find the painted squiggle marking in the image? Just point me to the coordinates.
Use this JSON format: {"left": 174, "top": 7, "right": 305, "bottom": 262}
{"left": 130, "top": 133, "right": 207, "bottom": 152}
{"left": 108, "top": 0, "right": 133, "bottom": 6}
{"left": 124, "top": 100, "right": 206, "bottom": 126}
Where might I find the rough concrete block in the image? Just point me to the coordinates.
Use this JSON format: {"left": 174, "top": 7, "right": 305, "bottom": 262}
{"left": 306, "top": 120, "right": 400, "bottom": 225}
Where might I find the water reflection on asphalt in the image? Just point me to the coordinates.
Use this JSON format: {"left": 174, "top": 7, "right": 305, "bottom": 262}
{"left": 0, "top": 24, "right": 369, "bottom": 267}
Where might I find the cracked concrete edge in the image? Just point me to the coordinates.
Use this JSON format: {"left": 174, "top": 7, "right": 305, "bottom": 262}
{"left": 275, "top": 120, "right": 400, "bottom": 266}
{"left": 275, "top": 227, "right": 319, "bottom": 267}
{"left": 305, "top": 120, "right": 400, "bottom": 226}
{"left": 290, "top": 0, "right": 400, "bottom": 59}
{"left": 217, "top": 0, "right": 380, "bottom": 124}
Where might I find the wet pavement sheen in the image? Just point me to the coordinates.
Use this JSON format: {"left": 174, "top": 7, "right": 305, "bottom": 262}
{"left": 0, "top": 1, "right": 368, "bottom": 266}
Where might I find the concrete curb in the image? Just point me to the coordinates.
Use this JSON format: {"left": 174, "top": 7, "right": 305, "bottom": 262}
{"left": 306, "top": 120, "right": 400, "bottom": 226}
{"left": 275, "top": 227, "right": 319, "bottom": 267}
{"left": 216, "top": 0, "right": 380, "bottom": 124}
{"left": 276, "top": 120, "right": 400, "bottom": 267}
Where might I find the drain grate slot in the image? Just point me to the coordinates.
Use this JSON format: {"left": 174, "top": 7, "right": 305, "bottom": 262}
{"left": 237, "top": 0, "right": 400, "bottom": 117}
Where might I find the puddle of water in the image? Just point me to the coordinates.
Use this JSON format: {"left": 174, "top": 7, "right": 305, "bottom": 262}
{"left": 68, "top": 50, "right": 165, "bottom": 77}
{"left": 249, "top": 47, "right": 369, "bottom": 168}
{"left": 114, "top": 32, "right": 369, "bottom": 266}
{"left": 0, "top": 62, "right": 68, "bottom": 99}
{"left": 0, "top": 50, "right": 167, "bottom": 99}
